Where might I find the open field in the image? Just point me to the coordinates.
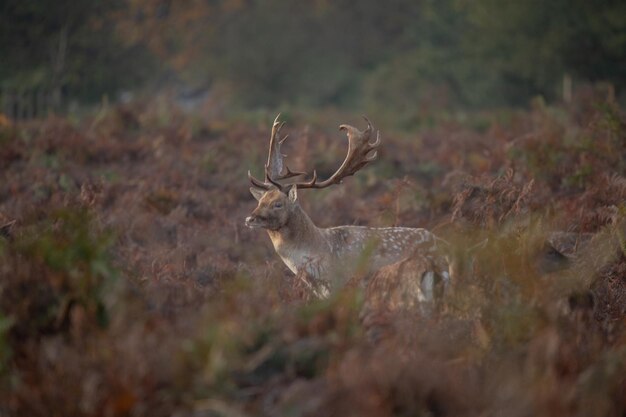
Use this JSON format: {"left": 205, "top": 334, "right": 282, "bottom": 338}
{"left": 1, "top": 89, "right": 625, "bottom": 416}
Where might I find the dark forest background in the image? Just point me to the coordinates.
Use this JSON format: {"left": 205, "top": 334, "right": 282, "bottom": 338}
{"left": 2, "top": 0, "right": 626, "bottom": 124}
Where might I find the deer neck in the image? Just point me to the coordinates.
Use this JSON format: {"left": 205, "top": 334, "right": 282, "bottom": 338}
{"left": 267, "top": 205, "right": 324, "bottom": 253}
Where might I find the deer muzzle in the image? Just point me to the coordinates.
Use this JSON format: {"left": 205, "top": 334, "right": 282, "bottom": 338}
{"left": 245, "top": 214, "right": 267, "bottom": 228}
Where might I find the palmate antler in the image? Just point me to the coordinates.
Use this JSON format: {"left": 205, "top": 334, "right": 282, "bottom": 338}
{"left": 249, "top": 115, "right": 381, "bottom": 191}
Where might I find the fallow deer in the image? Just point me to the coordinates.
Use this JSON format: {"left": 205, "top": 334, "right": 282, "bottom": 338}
{"left": 245, "top": 115, "right": 449, "bottom": 298}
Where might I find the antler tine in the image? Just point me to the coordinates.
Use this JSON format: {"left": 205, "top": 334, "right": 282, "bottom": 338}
{"left": 298, "top": 169, "right": 318, "bottom": 188}
{"left": 266, "top": 115, "right": 307, "bottom": 180}
{"left": 291, "top": 117, "right": 380, "bottom": 190}
{"left": 249, "top": 114, "right": 307, "bottom": 191}
{"left": 264, "top": 114, "right": 285, "bottom": 180}
{"left": 248, "top": 170, "right": 272, "bottom": 190}
{"left": 264, "top": 165, "right": 284, "bottom": 189}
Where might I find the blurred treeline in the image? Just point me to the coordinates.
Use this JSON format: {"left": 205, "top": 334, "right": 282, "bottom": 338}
{"left": 2, "top": 0, "right": 625, "bottom": 118}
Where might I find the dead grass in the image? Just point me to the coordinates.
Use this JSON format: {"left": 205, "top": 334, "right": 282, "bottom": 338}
{"left": 0, "top": 90, "right": 625, "bottom": 416}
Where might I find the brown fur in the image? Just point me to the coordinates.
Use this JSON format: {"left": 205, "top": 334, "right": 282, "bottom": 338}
{"left": 246, "top": 187, "right": 448, "bottom": 296}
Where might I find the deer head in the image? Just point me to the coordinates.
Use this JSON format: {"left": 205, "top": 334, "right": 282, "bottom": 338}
{"left": 245, "top": 185, "right": 298, "bottom": 231}
{"left": 245, "top": 114, "right": 381, "bottom": 230}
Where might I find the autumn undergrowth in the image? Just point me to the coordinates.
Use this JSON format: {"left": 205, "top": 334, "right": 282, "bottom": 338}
{"left": 0, "top": 88, "right": 625, "bottom": 416}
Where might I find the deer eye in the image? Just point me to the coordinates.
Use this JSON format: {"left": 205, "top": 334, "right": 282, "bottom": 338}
{"left": 273, "top": 202, "right": 283, "bottom": 209}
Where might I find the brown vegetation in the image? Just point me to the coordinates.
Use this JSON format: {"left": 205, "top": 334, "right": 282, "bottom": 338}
{"left": 0, "top": 90, "right": 625, "bottom": 416}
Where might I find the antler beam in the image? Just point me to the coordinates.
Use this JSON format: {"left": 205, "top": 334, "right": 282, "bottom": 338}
{"left": 294, "top": 116, "right": 380, "bottom": 189}
{"left": 249, "top": 115, "right": 381, "bottom": 191}
{"left": 248, "top": 114, "right": 306, "bottom": 190}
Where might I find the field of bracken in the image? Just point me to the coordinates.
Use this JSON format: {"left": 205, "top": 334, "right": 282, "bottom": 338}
{"left": 1, "top": 87, "right": 625, "bottom": 416}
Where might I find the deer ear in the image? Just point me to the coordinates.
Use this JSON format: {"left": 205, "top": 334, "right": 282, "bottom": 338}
{"left": 250, "top": 187, "right": 265, "bottom": 201}
{"left": 288, "top": 185, "right": 298, "bottom": 203}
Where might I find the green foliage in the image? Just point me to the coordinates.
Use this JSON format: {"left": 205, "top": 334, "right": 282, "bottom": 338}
{"left": 464, "top": 0, "right": 626, "bottom": 102}
{"left": 4, "top": 0, "right": 625, "bottom": 114}
{"left": 181, "top": 289, "right": 362, "bottom": 404}
{"left": 19, "top": 209, "right": 115, "bottom": 282}
{"left": 487, "top": 297, "right": 543, "bottom": 350}
{"left": 2, "top": 209, "right": 117, "bottom": 335}
{"left": 0, "top": 314, "right": 13, "bottom": 377}
{"left": 0, "top": 0, "right": 156, "bottom": 102}
{"left": 153, "top": 0, "right": 626, "bottom": 113}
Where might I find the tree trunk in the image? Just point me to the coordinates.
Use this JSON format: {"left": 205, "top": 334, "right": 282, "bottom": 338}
{"left": 50, "top": 25, "right": 68, "bottom": 111}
